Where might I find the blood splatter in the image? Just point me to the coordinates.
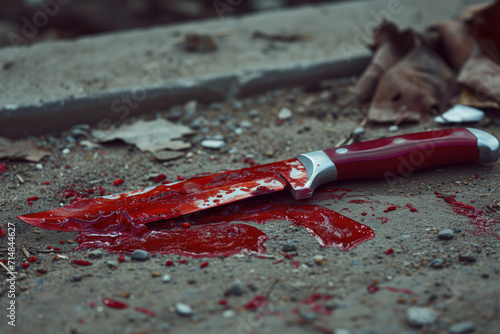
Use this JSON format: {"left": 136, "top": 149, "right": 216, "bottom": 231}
{"left": 102, "top": 298, "right": 128, "bottom": 309}
{"left": 113, "top": 178, "right": 124, "bottom": 186}
{"left": 165, "top": 260, "right": 174, "bottom": 266}
{"left": 200, "top": 261, "right": 209, "bottom": 268}
{"left": 385, "top": 248, "right": 394, "bottom": 255}
{"left": 377, "top": 217, "right": 388, "bottom": 224}
{"left": 0, "top": 163, "right": 7, "bottom": 173}
{"left": 384, "top": 206, "right": 397, "bottom": 212}
{"left": 27, "top": 196, "right": 39, "bottom": 202}
{"left": 290, "top": 261, "right": 300, "bottom": 268}
{"left": 73, "top": 259, "right": 92, "bottom": 266}
{"left": 118, "top": 254, "right": 125, "bottom": 263}
{"left": 406, "top": 204, "right": 419, "bottom": 212}
{"left": 244, "top": 295, "right": 268, "bottom": 310}
{"left": 154, "top": 174, "right": 167, "bottom": 183}
{"left": 218, "top": 299, "right": 228, "bottom": 305}
{"left": 134, "top": 307, "right": 155, "bottom": 317}
{"left": 22, "top": 262, "right": 30, "bottom": 269}
{"left": 0, "top": 227, "right": 6, "bottom": 238}
{"left": 367, "top": 284, "right": 413, "bottom": 295}
{"left": 29, "top": 255, "right": 37, "bottom": 262}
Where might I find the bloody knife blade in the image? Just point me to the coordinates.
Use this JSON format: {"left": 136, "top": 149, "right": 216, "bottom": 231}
{"left": 17, "top": 128, "right": 499, "bottom": 231}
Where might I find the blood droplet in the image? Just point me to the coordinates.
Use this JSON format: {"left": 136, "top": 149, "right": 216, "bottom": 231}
{"left": 102, "top": 298, "right": 128, "bottom": 309}
{"left": 200, "top": 261, "right": 209, "bottom": 268}
{"left": 154, "top": 174, "right": 167, "bottom": 183}
{"left": 134, "top": 307, "right": 155, "bottom": 317}
{"left": 73, "top": 259, "right": 92, "bottom": 266}
{"left": 377, "top": 217, "right": 388, "bottom": 224}
{"left": 385, "top": 248, "right": 394, "bottom": 255}
{"left": 22, "top": 262, "right": 30, "bottom": 269}
{"left": 113, "top": 178, "right": 124, "bottom": 186}
{"left": 118, "top": 254, "right": 125, "bottom": 263}
{"left": 384, "top": 206, "right": 397, "bottom": 212}
{"left": 244, "top": 295, "right": 268, "bottom": 310}
{"left": 165, "top": 260, "right": 174, "bottom": 266}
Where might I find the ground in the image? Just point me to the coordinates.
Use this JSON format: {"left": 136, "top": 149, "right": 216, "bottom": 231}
{"left": 1, "top": 79, "right": 500, "bottom": 334}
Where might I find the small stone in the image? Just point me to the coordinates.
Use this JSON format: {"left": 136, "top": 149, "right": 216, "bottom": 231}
{"left": 184, "top": 100, "right": 197, "bottom": 118}
{"left": 201, "top": 139, "right": 225, "bottom": 149}
{"left": 314, "top": 255, "right": 326, "bottom": 266}
{"left": 429, "top": 259, "right": 444, "bottom": 269}
{"left": 334, "top": 330, "right": 351, "bottom": 334}
{"left": 151, "top": 271, "right": 161, "bottom": 277}
{"left": 62, "top": 148, "right": 70, "bottom": 155}
{"left": 223, "top": 310, "right": 235, "bottom": 318}
{"left": 175, "top": 303, "right": 192, "bottom": 316}
{"left": 388, "top": 125, "right": 399, "bottom": 132}
{"left": 351, "top": 126, "right": 365, "bottom": 136}
{"left": 278, "top": 107, "right": 292, "bottom": 120}
{"left": 250, "top": 109, "right": 261, "bottom": 117}
{"left": 406, "top": 306, "right": 437, "bottom": 328}
{"left": 449, "top": 321, "right": 475, "bottom": 334}
{"left": 36, "top": 268, "right": 47, "bottom": 274}
{"left": 35, "top": 163, "right": 43, "bottom": 170}
{"left": 88, "top": 250, "right": 103, "bottom": 259}
{"left": 162, "top": 274, "right": 171, "bottom": 283}
{"left": 325, "top": 300, "right": 338, "bottom": 310}
{"left": 131, "top": 250, "right": 151, "bottom": 261}
{"left": 240, "top": 120, "right": 252, "bottom": 128}
{"left": 282, "top": 241, "right": 297, "bottom": 252}
{"left": 228, "top": 279, "right": 245, "bottom": 296}
{"left": 438, "top": 229, "right": 454, "bottom": 240}
{"left": 106, "top": 261, "right": 118, "bottom": 269}
{"left": 459, "top": 252, "right": 476, "bottom": 263}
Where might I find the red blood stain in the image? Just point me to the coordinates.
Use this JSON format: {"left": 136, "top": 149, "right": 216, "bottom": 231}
{"left": 377, "top": 217, "right": 388, "bottom": 224}
{"left": 60, "top": 240, "right": 65, "bottom": 244}
{"left": 176, "top": 175, "right": 184, "bottom": 181}
{"left": 89, "top": 302, "right": 96, "bottom": 308}
{"left": 29, "top": 256, "right": 37, "bottom": 262}
{"left": 348, "top": 199, "right": 370, "bottom": 204}
{"left": 0, "top": 259, "right": 6, "bottom": 265}
{"left": 290, "top": 260, "right": 300, "bottom": 268}
{"left": 244, "top": 295, "right": 268, "bottom": 310}
{"left": 22, "top": 262, "right": 30, "bottom": 269}
{"left": 0, "top": 163, "right": 8, "bottom": 173}
{"left": 118, "top": 254, "right": 125, "bottom": 263}
{"left": 342, "top": 208, "right": 351, "bottom": 212}
{"left": 165, "top": 260, "right": 174, "bottom": 266}
{"left": 218, "top": 299, "right": 228, "bottom": 305}
{"left": 293, "top": 293, "right": 332, "bottom": 316}
{"left": 102, "top": 298, "right": 128, "bottom": 309}
{"left": 244, "top": 158, "right": 256, "bottom": 166}
{"left": 73, "top": 259, "right": 92, "bottom": 266}
{"left": 47, "top": 246, "right": 52, "bottom": 250}
{"left": 385, "top": 248, "right": 394, "bottom": 255}
{"left": 54, "top": 247, "right": 60, "bottom": 251}
{"left": 181, "top": 222, "right": 191, "bottom": 228}
{"left": 154, "top": 174, "right": 167, "bottom": 183}
{"left": 436, "top": 192, "right": 500, "bottom": 237}
{"left": 134, "top": 307, "right": 155, "bottom": 317}
{"left": 406, "top": 204, "right": 419, "bottom": 212}
{"left": 361, "top": 212, "right": 367, "bottom": 216}
{"left": 42, "top": 181, "right": 50, "bottom": 185}
{"left": 384, "top": 206, "right": 397, "bottom": 213}
{"left": 0, "top": 227, "right": 6, "bottom": 238}
{"left": 272, "top": 259, "right": 284, "bottom": 265}
{"left": 200, "top": 261, "right": 209, "bottom": 268}
{"left": 113, "top": 178, "right": 124, "bottom": 186}
{"left": 179, "top": 259, "right": 187, "bottom": 264}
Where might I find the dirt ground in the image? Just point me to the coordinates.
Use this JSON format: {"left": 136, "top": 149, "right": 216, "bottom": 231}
{"left": 1, "top": 79, "right": 500, "bottom": 334}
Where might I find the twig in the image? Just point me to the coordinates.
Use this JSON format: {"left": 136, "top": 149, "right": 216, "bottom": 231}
{"left": 0, "top": 261, "right": 16, "bottom": 277}
{"left": 21, "top": 247, "right": 29, "bottom": 258}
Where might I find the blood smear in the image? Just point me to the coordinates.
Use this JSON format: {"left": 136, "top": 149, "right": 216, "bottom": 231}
{"left": 102, "top": 298, "right": 128, "bottom": 309}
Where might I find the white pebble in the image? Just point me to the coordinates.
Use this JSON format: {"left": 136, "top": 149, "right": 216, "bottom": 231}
{"left": 162, "top": 274, "right": 171, "bottom": 283}
{"left": 175, "top": 303, "right": 192, "bottom": 316}
{"left": 62, "top": 148, "right": 70, "bottom": 155}
{"left": 35, "top": 163, "right": 43, "bottom": 170}
{"left": 201, "top": 139, "right": 225, "bottom": 149}
{"left": 222, "top": 310, "right": 235, "bottom": 318}
{"left": 388, "top": 125, "right": 399, "bottom": 132}
{"left": 406, "top": 306, "right": 436, "bottom": 327}
{"left": 278, "top": 107, "right": 292, "bottom": 120}
{"left": 435, "top": 105, "right": 484, "bottom": 124}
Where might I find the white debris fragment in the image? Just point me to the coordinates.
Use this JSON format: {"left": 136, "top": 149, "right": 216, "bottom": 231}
{"left": 388, "top": 125, "right": 399, "bottom": 132}
{"left": 35, "top": 163, "right": 43, "bottom": 170}
{"left": 62, "top": 148, "right": 70, "bottom": 155}
{"left": 434, "top": 105, "right": 484, "bottom": 124}
{"left": 406, "top": 306, "right": 437, "bottom": 328}
{"left": 201, "top": 139, "right": 225, "bottom": 149}
{"left": 278, "top": 107, "right": 292, "bottom": 120}
{"left": 175, "top": 303, "right": 192, "bottom": 316}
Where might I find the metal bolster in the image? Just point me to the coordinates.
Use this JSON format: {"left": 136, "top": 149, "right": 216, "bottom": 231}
{"left": 293, "top": 150, "right": 338, "bottom": 200}
{"left": 466, "top": 128, "right": 500, "bottom": 163}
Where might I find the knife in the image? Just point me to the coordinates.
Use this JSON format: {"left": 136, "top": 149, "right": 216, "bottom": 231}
{"left": 17, "top": 128, "right": 499, "bottom": 231}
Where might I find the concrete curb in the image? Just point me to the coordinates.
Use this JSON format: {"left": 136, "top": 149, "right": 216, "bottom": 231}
{"left": 0, "top": 0, "right": 480, "bottom": 138}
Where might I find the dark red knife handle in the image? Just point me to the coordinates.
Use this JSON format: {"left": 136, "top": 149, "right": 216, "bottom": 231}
{"left": 324, "top": 128, "right": 481, "bottom": 181}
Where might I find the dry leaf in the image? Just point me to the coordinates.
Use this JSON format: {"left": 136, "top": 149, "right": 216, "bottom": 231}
{"left": 458, "top": 87, "right": 499, "bottom": 109}
{"left": 457, "top": 48, "right": 500, "bottom": 105}
{"left": 0, "top": 137, "right": 50, "bottom": 162}
{"left": 466, "top": 0, "right": 500, "bottom": 64}
{"left": 92, "top": 118, "right": 194, "bottom": 153}
{"left": 351, "top": 21, "right": 416, "bottom": 102}
{"left": 368, "top": 46, "right": 457, "bottom": 123}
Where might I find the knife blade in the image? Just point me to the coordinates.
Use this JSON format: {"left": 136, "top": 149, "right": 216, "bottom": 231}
{"left": 17, "top": 128, "right": 499, "bottom": 231}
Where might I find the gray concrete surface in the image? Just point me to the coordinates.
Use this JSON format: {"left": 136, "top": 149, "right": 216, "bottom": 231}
{"left": 0, "top": 0, "right": 482, "bottom": 138}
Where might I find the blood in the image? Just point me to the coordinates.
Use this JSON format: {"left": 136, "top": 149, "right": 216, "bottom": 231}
{"left": 367, "top": 284, "right": 413, "bottom": 295}
{"left": 154, "top": 174, "right": 167, "bottom": 183}
{"left": 113, "top": 178, "right": 124, "bottom": 186}
{"left": 244, "top": 295, "right": 268, "bottom": 310}
{"left": 102, "top": 298, "right": 128, "bottom": 309}
{"left": 0, "top": 227, "right": 6, "bottom": 238}
{"left": 73, "top": 259, "right": 92, "bottom": 266}
{"left": 293, "top": 293, "right": 332, "bottom": 316}
{"left": 385, "top": 248, "right": 394, "bottom": 255}
{"left": 406, "top": 204, "right": 419, "bottom": 212}
{"left": 436, "top": 192, "right": 500, "bottom": 237}
{"left": 377, "top": 217, "right": 388, "bottom": 224}
{"left": 22, "top": 262, "right": 30, "bottom": 269}
{"left": 200, "top": 261, "right": 209, "bottom": 268}
{"left": 27, "top": 196, "right": 39, "bottom": 202}
{"left": 134, "top": 307, "right": 155, "bottom": 317}
{"left": 290, "top": 261, "right": 300, "bottom": 268}
{"left": 118, "top": 254, "right": 125, "bottom": 263}
{"left": 0, "top": 163, "right": 7, "bottom": 173}
{"left": 384, "top": 206, "right": 397, "bottom": 212}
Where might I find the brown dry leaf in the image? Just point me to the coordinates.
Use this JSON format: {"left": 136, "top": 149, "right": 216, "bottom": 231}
{"left": 466, "top": 0, "right": 500, "bottom": 64}
{"left": 457, "top": 48, "right": 500, "bottom": 104}
{"left": 351, "top": 21, "right": 416, "bottom": 102}
{"left": 0, "top": 137, "right": 50, "bottom": 162}
{"left": 458, "top": 87, "right": 500, "bottom": 110}
{"left": 424, "top": 20, "right": 475, "bottom": 70}
{"left": 368, "top": 46, "right": 457, "bottom": 124}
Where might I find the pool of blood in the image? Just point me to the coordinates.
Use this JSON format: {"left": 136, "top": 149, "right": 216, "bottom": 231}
{"left": 75, "top": 191, "right": 374, "bottom": 257}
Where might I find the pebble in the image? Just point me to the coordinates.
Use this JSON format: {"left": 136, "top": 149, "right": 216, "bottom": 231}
{"left": 222, "top": 310, "right": 235, "bottom": 318}
{"left": 87, "top": 250, "right": 103, "bottom": 259}
{"left": 240, "top": 120, "right": 252, "bottom": 128}
{"left": 62, "top": 148, "right": 70, "bottom": 155}
{"left": 282, "top": 241, "right": 297, "bottom": 252}
{"left": 449, "top": 321, "right": 475, "bottom": 334}
{"left": 406, "top": 306, "right": 437, "bottom": 328}
{"left": 314, "top": 255, "right": 326, "bottom": 266}
{"left": 388, "top": 125, "right": 399, "bottom": 132}
{"left": 351, "top": 126, "right": 365, "bottom": 136}
{"left": 228, "top": 279, "right": 244, "bottom": 296}
{"left": 438, "top": 229, "right": 454, "bottom": 240}
{"left": 429, "top": 259, "right": 444, "bottom": 269}
{"left": 459, "top": 252, "right": 476, "bottom": 263}
{"left": 131, "top": 250, "right": 151, "bottom": 261}
{"left": 184, "top": 100, "right": 197, "bottom": 118}
{"left": 250, "top": 109, "right": 261, "bottom": 117}
{"left": 278, "top": 107, "right": 292, "bottom": 120}
{"left": 175, "top": 303, "right": 192, "bottom": 316}
{"left": 106, "top": 261, "right": 118, "bottom": 269}
{"left": 334, "top": 330, "right": 351, "bottom": 334}
{"left": 434, "top": 105, "right": 484, "bottom": 124}
{"left": 162, "top": 274, "right": 171, "bottom": 283}
{"left": 201, "top": 139, "right": 225, "bottom": 149}
{"left": 35, "top": 163, "right": 43, "bottom": 170}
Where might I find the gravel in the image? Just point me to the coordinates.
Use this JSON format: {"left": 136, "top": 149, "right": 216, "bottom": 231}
{"left": 131, "top": 250, "right": 151, "bottom": 261}
{"left": 175, "top": 303, "right": 193, "bottom": 316}
{"left": 228, "top": 279, "right": 245, "bottom": 296}
{"left": 282, "top": 241, "right": 297, "bottom": 252}
{"left": 438, "top": 228, "right": 454, "bottom": 240}
{"left": 406, "top": 306, "right": 437, "bottom": 328}
{"left": 449, "top": 321, "right": 475, "bottom": 334}
{"left": 459, "top": 252, "right": 477, "bottom": 263}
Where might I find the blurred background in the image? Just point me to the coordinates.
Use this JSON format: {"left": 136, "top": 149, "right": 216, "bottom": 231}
{"left": 0, "top": 0, "right": 350, "bottom": 46}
